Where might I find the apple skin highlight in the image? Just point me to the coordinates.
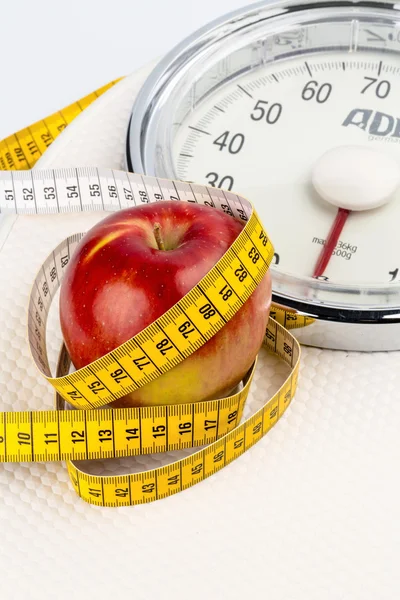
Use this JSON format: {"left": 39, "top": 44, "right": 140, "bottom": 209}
{"left": 59, "top": 201, "right": 272, "bottom": 407}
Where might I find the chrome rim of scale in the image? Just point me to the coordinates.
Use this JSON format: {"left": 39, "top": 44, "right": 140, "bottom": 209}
{"left": 127, "top": 0, "right": 400, "bottom": 351}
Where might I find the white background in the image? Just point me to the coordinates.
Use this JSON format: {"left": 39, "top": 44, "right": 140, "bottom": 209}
{"left": 0, "top": 0, "right": 254, "bottom": 139}
{"left": 2, "top": 3, "right": 400, "bottom": 600}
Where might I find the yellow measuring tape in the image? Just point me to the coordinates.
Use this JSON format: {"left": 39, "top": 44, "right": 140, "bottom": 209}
{"left": 0, "top": 80, "right": 120, "bottom": 170}
{"left": 0, "top": 79, "right": 306, "bottom": 507}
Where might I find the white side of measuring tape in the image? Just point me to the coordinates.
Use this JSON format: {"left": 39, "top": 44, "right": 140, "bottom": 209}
{"left": 0, "top": 166, "right": 300, "bottom": 507}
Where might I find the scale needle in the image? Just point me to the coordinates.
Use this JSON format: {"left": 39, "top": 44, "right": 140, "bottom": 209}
{"left": 311, "top": 145, "right": 400, "bottom": 280}
{"left": 312, "top": 208, "right": 350, "bottom": 278}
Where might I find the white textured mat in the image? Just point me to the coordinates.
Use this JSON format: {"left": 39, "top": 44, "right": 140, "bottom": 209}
{"left": 0, "top": 68, "right": 399, "bottom": 600}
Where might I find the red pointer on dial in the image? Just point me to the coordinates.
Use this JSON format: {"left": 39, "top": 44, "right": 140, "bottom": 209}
{"left": 311, "top": 145, "right": 400, "bottom": 279}
{"left": 313, "top": 208, "right": 350, "bottom": 278}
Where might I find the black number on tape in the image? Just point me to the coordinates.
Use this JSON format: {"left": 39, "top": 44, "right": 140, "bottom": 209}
{"left": 152, "top": 425, "right": 166, "bottom": 438}
{"left": 67, "top": 390, "right": 83, "bottom": 400}
{"left": 142, "top": 483, "right": 155, "bottom": 493}
{"left": 237, "top": 208, "right": 247, "bottom": 221}
{"left": 266, "top": 329, "right": 275, "bottom": 342}
{"left": 71, "top": 430, "right": 85, "bottom": 444}
{"left": 283, "top": 342, "right": 292, "bottom": 356}
{"left": 259, "top": 231, "right": 268, "bottom": 247}
{"left": 67, "top": 186, "right": 79, "bottom": 198}
{"left": 126, "top": 428, "right": 139, "bottom": 441}
{"left": 88, "top": 381, "right": 105, "bottom": 394}
{"left": 178, "top": 422, "right": 192, "bottom": 435}
{"left": 253, "top": 422, "right": 262, "bottom": 435}
{"left": 248, "top": 247, "right": 260, "bottom": 264}
{"left": 234, "top": 265, "right": 248, "bottom": 282}
{"left": 156, "top": 338, "right": 174, "bottom": 355}
{"left": 44, "top": 187, "right": 55, "bottom": 200}
{"left": 270, "top": 407, "right": 278, "bottom": 419}
{"left": 110, "top": 368, "right": 128, "bottom": 383}
{"left": 178, "top": 321, "right": 195, "bottom": 338}
{"left": 227, "top": 411, "right": 237, "bottom": 424}
{"left": 41, "top": 133, "right": 52, "bottom": 146}
{"left": 213, "top": 451, "right": 224, "bottom": 463}
{"left": 17, "top": 432, "right": 31, "bottom": 446}
{"left": 199, "top": 303, "right": 216, "bottom": 320}
{"left": 26, "top": 141, "right": 39, "bottom": 156}
{"left": 23, "top": 188, "right": 34, "bottom": 201}
{"left": 89, "top": 184, "right": 100, "bottom": 197}
{"left": 133, "top": 356, "right": 151, "bottom": 370}
{"left": 191, "top": 463, "right": 203, "bottom": 475}
{"left": 221, "top": 203, "right": 233, "bottom": 216}
{"left": 99, "top": 429, "right": 112, "bottom": 442}
{"left": 219, "top": 285, "right": 233, "bottom": 301}
{"left": 108, "top": 185, "right": 117, "bottom": 198}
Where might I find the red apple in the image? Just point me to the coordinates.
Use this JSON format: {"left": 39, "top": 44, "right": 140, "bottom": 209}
{"left": 59, "top": 201, "right": 271, "bottom": 407}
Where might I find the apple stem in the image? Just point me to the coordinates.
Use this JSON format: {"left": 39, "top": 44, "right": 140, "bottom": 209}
{"left": 153, "top": 223, "right": 165, "bottom": 251}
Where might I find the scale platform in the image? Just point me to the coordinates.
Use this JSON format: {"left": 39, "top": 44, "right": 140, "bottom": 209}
{"left": 0, "top": 68, "right": 399, "bottom": 600}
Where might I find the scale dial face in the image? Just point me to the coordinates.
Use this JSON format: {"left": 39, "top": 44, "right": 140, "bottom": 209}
{"left": 128, "top": 0, "right": 400, "bottom": 320}
{"left": 173, "top": 52, "right": 400, "bottom": 287}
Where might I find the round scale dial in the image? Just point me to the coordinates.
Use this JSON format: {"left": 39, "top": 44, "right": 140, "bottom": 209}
{"left": 173, "top": 53, "right": 400, "bottom": 285}
{"left": 128, "top": 0, "right": 400, "bottom": 349}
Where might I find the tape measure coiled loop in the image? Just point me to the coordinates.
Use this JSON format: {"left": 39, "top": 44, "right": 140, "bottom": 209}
{"left": 0, "top": 80, "right": 301, "bottom": 507}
